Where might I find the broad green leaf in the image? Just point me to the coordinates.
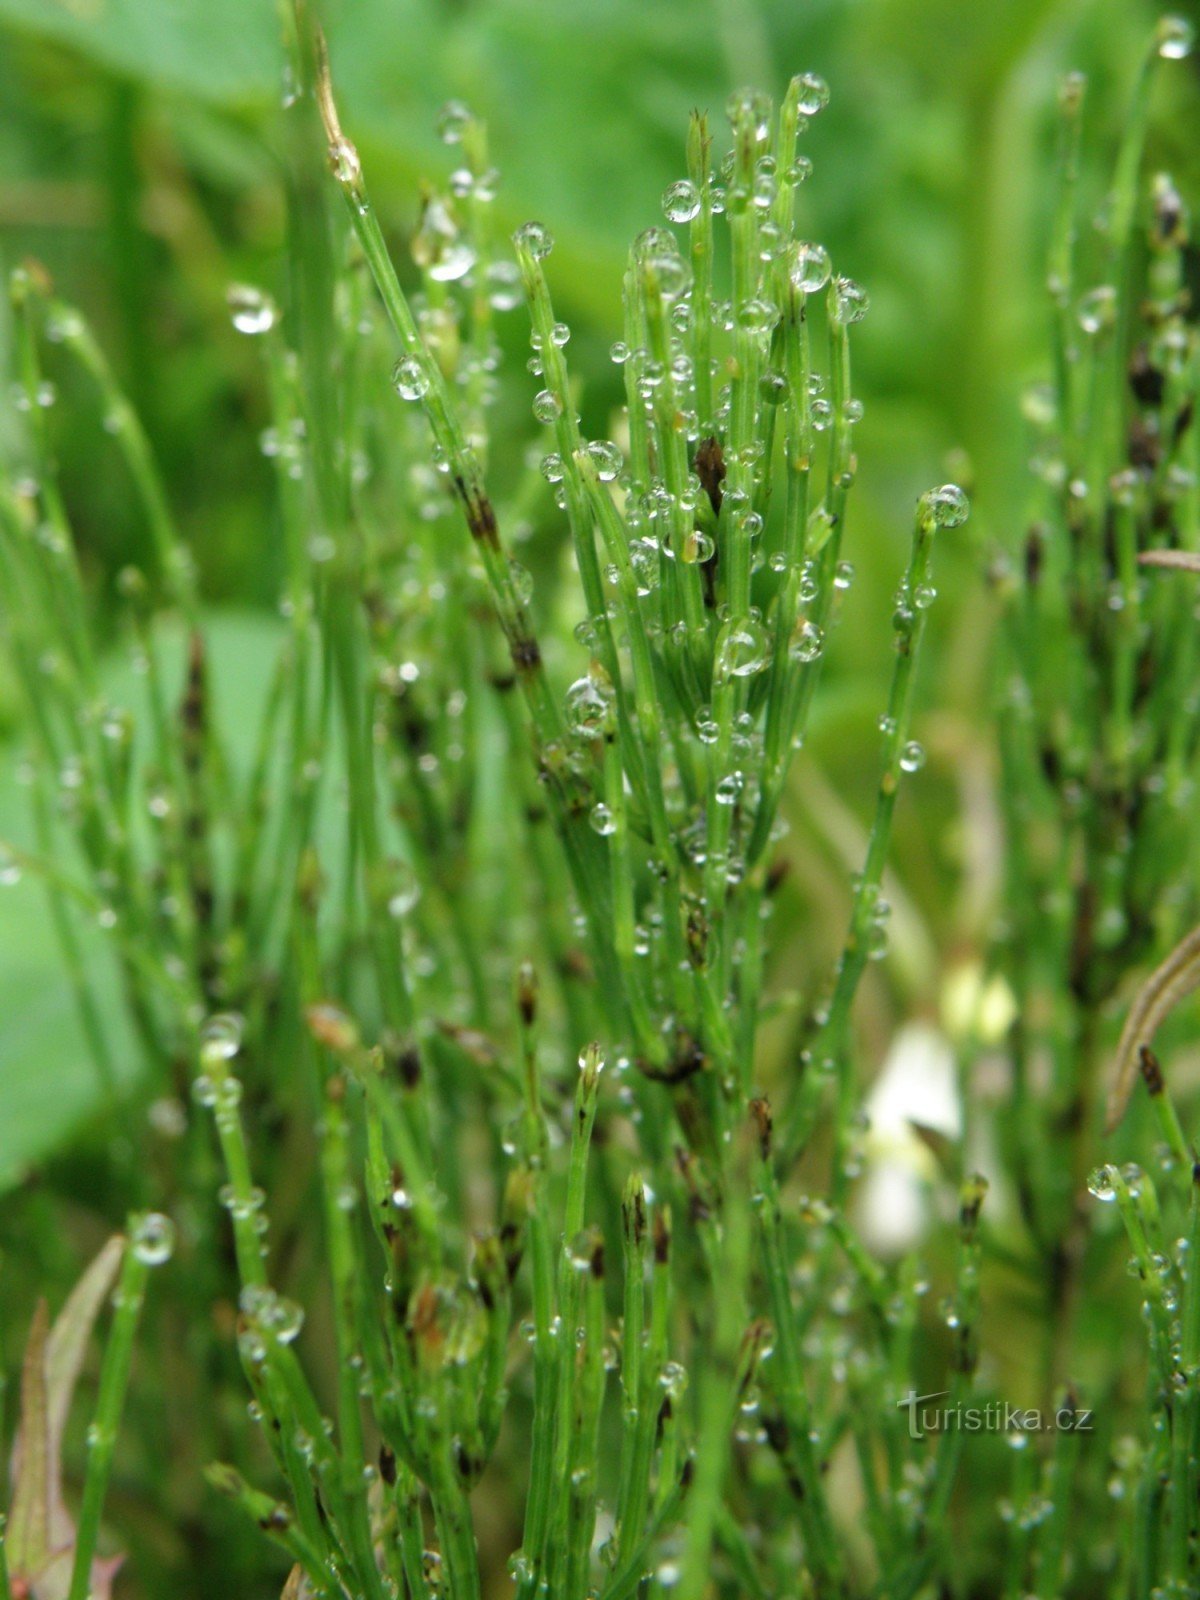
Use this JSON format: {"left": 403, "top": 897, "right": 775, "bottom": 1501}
{"left": 0, "top": 0, "right": 278, "bottom": 106}
{"left": 0, "top": 608, "right": 287, "bottom": 1189}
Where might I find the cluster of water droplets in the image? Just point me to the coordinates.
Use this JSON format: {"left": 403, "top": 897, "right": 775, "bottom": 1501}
{"left": 238, "top": 1283, "right": 306, "bottom": 1363}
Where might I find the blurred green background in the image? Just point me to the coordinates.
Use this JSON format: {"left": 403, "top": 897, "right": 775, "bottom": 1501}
{"left": 1, "top": 0, "right": 1198, "bottom": 1180}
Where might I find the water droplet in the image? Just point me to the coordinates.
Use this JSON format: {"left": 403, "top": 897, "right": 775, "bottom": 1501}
{"left": 589, "top": 802, "right": 616, "bottom": 836}
{"left": 393, "top": 357, "right": 430, "bottom": 401}
{"left": 227, "top": 284, "right": 277, "bottom": 336}
{"left": 132, "top": 1211, "right": 176, "bottom": 1266}
{"left": 412, "top": 195, "right": 477, "bottom": 283}
{"left": 629, "top": 539, "right": 659, "bottom": 593}
{"left": 508, "top": 559, "right": 534, "bottom": 606}
{"left": 1087, "top": 1165, "right": 1118, "bottom": 1202}
{"left": 329, "top": 138, "right": 361, "bottom": 188}
{"left": 1078, "top": 285, "right": 1116, "bottom": 336}
{"left": 386, "top": 861, "right": 421, "bottom": 918}
{"left": 725, "top": 87, "right": 772, "bottom": 140}
{"left": 738, "top": 298, "right": 779, "bottom": 337}
{"left": 200, "top": 1012, "right": 244, "bottom": 1066}
{"left": 921, "top": 482, "right": 970, "bottom": 528}
{"left": 683, "top": 529, "right": 715, "bottom": 564}
{"left": 832, "top": 276, "right": 870, "bottom": 325}
{"left": 533, "top": 388, "right": 563, "bottom": 423}
{"left": 241, "top": 1284, "right": 305, "bottom": 1344}
{"left": 760, "top": 369, "right": 788, "bottom": 407}
{"left": 436, "top": 100, "right": 472, "bottom": 143}
{"left": 715, "top": 771, "right": 745, "bottom": 806}
{"left": 789, "top": 619, "right": 824, "bottom": 663}
{"left": 793, "top": 72, "right": 830, "bottom": 115}
{"left": 564, "top": 673, "right": 615, "bottom": 739}
{"left": 717, "top": 618, "right": 769, "bottom": 679}
{"left": 634, "top": 228, "right": 692, "bottom": 300}
{"left": 899, "top": 740, "right": 925, "bottom": 773}
{"left": 1158, "top": 14, "right": 1194, "bottom": 58}
{"left": 663, "top": 178, "right": 701, "bottom": 224}
{"left": 514, "top": 221, "right": 554, "bottom": 259}
{"left": 791, "top": 241, "right": 831, "bottom": 294}
{"left": 586, "top": 439, "right": 623, "bottom": 481}
{"left": 485, "top": 259, "right": 522, "bottom": 312}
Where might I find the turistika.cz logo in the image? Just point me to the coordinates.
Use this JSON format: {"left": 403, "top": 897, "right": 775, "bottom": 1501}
{"left": 896, "top": 1390, "right": 1094, "bottom": 1442}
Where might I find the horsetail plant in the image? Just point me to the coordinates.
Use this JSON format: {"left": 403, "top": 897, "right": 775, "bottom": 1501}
{"left": 0, "top": 11, "right": 979, "bottom": 1589}
{"left": 313, "top": 27, "right": 964, "bottom": 1183}
{"left": 990, "top": 14, "right": 1200, "bottom": 1385}
{"left": 8, "top": 9, "right": 1200, "bottom": 1600}
{"left": 981, "top": 17, "right": 1200, "bottom": 1597}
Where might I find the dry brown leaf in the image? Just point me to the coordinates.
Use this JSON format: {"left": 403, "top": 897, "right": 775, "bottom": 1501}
{"left": 1106, "top": 924, "right": 1200, "bottom": 1131}
{"left": 7, "top": 1236, "right": 126, "bottom": 1600}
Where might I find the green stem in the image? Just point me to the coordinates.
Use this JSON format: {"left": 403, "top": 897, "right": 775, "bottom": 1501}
{"left": 67, "top": 1234, "right": 151, "bottom": 1600}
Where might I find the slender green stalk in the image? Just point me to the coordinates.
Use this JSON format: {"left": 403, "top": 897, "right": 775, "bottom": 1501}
{"left": 789, "top": 486, "right": 966, "bottom": 1168}
{"left": 68, "top": 1227, "right": 158, "bottom": 1600}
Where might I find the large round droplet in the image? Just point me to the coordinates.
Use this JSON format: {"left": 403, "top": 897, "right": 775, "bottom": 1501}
{"left": 832, "top": 277, "right": 869, "bottom": 325}
{"left": 662, "top": 179, "right": 700, "bottom": 224}
{"left": 717, "top": 619, "right": 769, "bottom": 679}
{"left": 514, "top": 221, "right": 554, "bottom": 259}
{"left": 789, "top": 619, "right": 824, "bottom": 663}
{"left": 436, "top": 100, "right": 472, "bottom": 144}
{"left": 132, "top": 1211, "right": 176, "bottom": 1267}
{"left": 793, "top": 72, "right": 830, "bottom": 116}
{"left": 564, "top": 674, "right": 615, "bottom": 739}
{"left": 921, "top": 483, "right": 970, "bottom": 529}
{"left": 1157, "top": 15, "right": 1194, "bottom": 58}
{"left": 227, "top": 285, "right": 277, "bottom": 336}
{"left": 393, "top": 357, "right": 430, "bottom": 401}
{"left": 200, "top": 1012, "right": 244, "bottom": 1065}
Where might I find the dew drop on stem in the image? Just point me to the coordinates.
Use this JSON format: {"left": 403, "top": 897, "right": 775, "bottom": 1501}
{"left": 200, "top": 1012, "right": 245, "bottom": 1066}
{"left": 131, "top": 1211, "right": 176, "bottom": 1266}
{"left": 532, "top": 389, "right": 563, "bottom": 423}
{"left": 589, "top": 803, "right": 616, "bottom": 837}
{"left": 485, "top": 260, "right": 521, "bottom": 311}
{"left": 662, "top": 178, "right": 700, "bottom": 223}
{"left": 789, "top": 619, "right": 825, "bottom": 663}
{"left": 832, "top": 276, "right": 870, "bottom": 324}
{"left": 1087, "top": 1165, "right": 1119, "bottom": 1202}
{"left": 794, "top": 72, "right": 831, "bottom": 115}
{"left": 392, "top": 357, "right": 430, "bottom": 401}
{"left": 513, "top": 221, "right": 554, "bottom": 259}
{"left": 1157, "top": 14, "right": 1194, "bottom": 58}
{"left": 226, "top": 285, "right": 277, "bottom": 336}
{"left": 436, "top": 99, "right": 472, "bottom": 143}
{"left": 564, "top": 674, "right": 615, "bottom": 740}
{"left": 329, "top": 138, "right": 362, "bottom": 188}
{"left": 790, "top": 242, "right": 831, "bottom": 294}
{"left": 921, "top": 483, "right": 970, "bottom": 528}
